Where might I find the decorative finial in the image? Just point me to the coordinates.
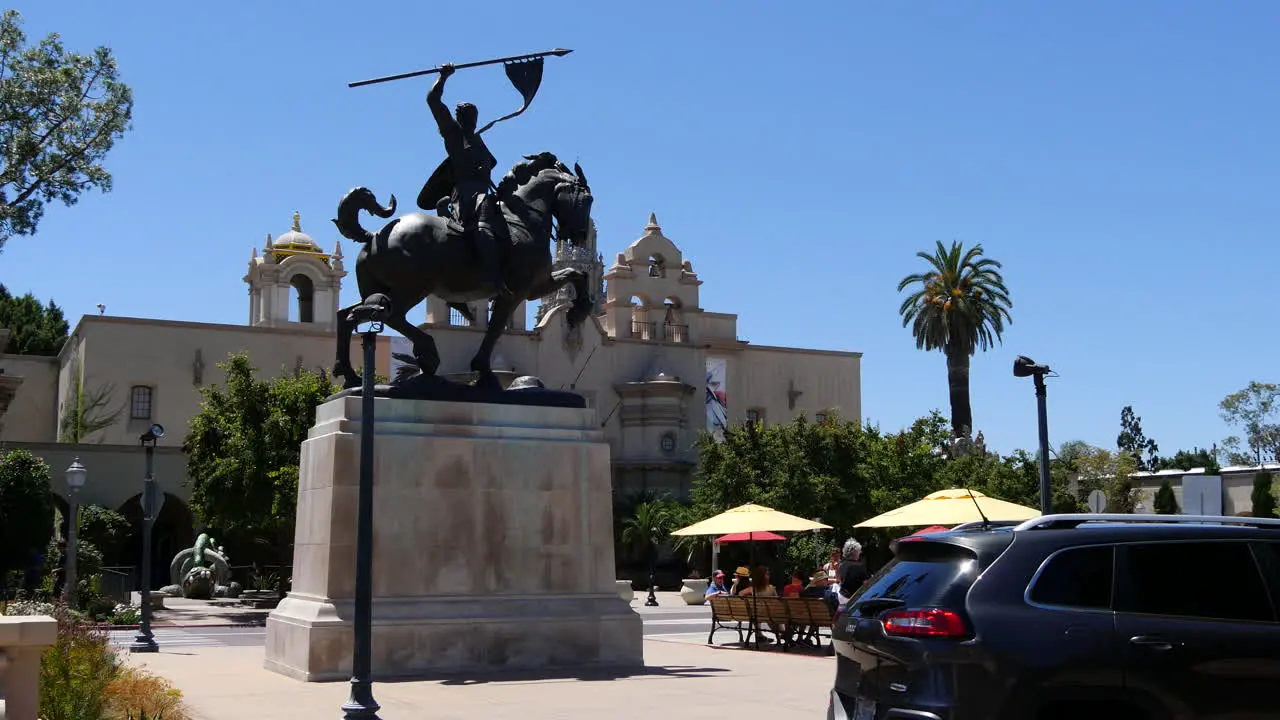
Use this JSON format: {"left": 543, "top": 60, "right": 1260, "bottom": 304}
{"left": 333, "top": 242, "right": 343, "bottom": 258}
{"left": 265, "top": 232, "right": 274, "bottom": 248}
{"left": 292, "top": 211, "right": 302, "bottom": 232}
{"left": 644, "top": 212, "right": 661, "bottom": 236}
{"left": 252, "top": 247, "right": 258, "bottom": 258}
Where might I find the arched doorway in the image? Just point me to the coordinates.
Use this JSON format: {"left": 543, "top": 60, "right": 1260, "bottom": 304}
{"left": 117, "top": 493, "right": 195, "bottom": 590}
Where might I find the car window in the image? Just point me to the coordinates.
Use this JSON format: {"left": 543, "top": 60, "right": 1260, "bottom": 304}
{"left": 1028, "top": 545, "right": 1114, "bottom": 610}
{"left": 848, "top": 541, "right": 978, "bottom": 616}
{"left": 1118, "top": 541, "right": 1275, "bottom": 623}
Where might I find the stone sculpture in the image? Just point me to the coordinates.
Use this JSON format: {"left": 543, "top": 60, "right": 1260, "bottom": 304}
{"left": 161, "top": 532, "right": 242, "bottom": 599}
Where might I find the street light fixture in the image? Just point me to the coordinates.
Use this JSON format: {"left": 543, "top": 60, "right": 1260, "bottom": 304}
{"left": 130, "top": 423, "right": 165, "bottom": 654}
{"left": 1013, "top": 356, "right": 1054, "bottom": 515}
{"left": 64, "top": 458, "right": 87, "bottom": 609}
{"left": 342, "top": 295, "right": 388, "bottom": 720}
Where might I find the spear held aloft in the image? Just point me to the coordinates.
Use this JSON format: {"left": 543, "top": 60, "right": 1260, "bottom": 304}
{"left": 348, "top": 48, "right": 573, "bottom": 88}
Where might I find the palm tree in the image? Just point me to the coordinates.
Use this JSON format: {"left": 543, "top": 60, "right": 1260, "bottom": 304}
{"left": 621, "top": 501, "right": 677, "bottom": 606}
{"left": 897, "top": 240, "right": 1013, "bottom": 438}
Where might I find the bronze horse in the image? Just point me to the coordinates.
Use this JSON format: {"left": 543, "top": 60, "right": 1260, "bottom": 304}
{"left": 330, "top": 152, "right": 595, "bottom": 390}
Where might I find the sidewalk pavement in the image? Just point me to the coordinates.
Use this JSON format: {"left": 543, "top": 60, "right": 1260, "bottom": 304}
{"left": 150, "top": 591, "right": 704, "bottom": 627}
{"left": 128, "top": 638, "right": 832, "bottom": 719}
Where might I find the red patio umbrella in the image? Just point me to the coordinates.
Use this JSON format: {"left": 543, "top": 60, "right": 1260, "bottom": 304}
{"left": 715, "top": 531, "right": 787, "bottom": 543}
{"left": 910, "top": 525, "right": 952, "bottom": 536}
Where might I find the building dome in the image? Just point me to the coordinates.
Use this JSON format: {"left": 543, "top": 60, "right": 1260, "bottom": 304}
{"left": 268, "top": 212, "right": 331, "bottom": 264}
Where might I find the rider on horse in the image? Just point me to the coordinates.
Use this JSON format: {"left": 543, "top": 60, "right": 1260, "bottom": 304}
{"left": 421, "top": 63, "right": 511, "bottom": 297}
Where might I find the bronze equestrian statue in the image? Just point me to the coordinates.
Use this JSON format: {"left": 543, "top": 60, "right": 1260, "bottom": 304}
{"left": 330, "top": 152, "right": 594, "bottom": 393}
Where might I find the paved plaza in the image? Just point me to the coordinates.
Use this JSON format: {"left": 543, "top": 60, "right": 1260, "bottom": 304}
{"left": 113, "top": 592, "right": 832, "bottom": 718}
{"left": 127, "top": 638, "right": 832, "bottom": 719}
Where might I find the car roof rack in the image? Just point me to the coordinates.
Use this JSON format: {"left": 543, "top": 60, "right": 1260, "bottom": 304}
{"left": 950, "top": 520, "right": 1022, "bottom": 531}
{"left": 1014, "top": 513, "right": 1280, "bottom": 531}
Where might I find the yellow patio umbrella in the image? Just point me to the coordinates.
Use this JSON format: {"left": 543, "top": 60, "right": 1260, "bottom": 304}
{"left": 854, "top": 488, "right": 1040, "bottom": 528}
{"left": 671, "top": 503, "right": 832, "bottom": 536}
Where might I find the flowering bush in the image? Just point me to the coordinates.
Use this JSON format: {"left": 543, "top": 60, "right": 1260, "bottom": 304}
{"left": 105, "top": 603, "right": 141, "bottom": 626}
{"left": 3, "top": 597, "right": 56, "bottom": 616}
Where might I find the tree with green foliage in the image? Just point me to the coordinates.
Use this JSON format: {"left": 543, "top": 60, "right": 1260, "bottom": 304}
{"left": 57, "top": 353, "right": 122, "bottom": 443}
{"left": 0, "top": 285, "right": 68, "bottom": 355}
{"left": 1153, "top": 480, "right": 1179, "bottom": 514}
{"left": 1251, "top": 471, "right": 1277, "bottom": 519}
{"left": 621, "top": 500, "right": 679, "bottom": 590}
{"left": 0, "top": 10, "right": 133, "bottom": 247}
{"left": 0, "top": 449, "right": 54, "bottom": 593}
{"left": 897, "top": 241, "right": 1013, "bottom": 439}
{"left": 1075, "top": 447, "right": 1140, "bottom": 513}
{"left": 183, "top": 352, "right": 337, "bottom": 570}
{"left": 1117, "top": 405, "right": 1160, "bottom": 471}
{"left": 75, "top": 504, "right": 129, "bottom": 562}
{"left": 1154, "top": 447, "right": 1221, "bottom": 475}
{"left": 1219, "top": 381, "right": 1280, "bottom": 465}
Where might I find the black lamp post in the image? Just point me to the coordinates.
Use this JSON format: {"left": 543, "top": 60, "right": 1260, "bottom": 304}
{"left": 130, "top": 423, "right": 165, "bottom": 654}
{"left": 644, "top": 541, "right": 659, "bottom": 607}
{"left": 341, "top": 294, "right": 388, "bottom": 720}
{"left": 1013, "top": 356, "right": 1053, "bottom": 515}
{"left": 64, "top": 458, "right": 87, "bottom": 610}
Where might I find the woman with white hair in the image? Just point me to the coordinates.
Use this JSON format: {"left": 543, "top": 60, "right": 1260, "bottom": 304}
{"left": 835, "top": 537, "right": 870, "bottom": 605}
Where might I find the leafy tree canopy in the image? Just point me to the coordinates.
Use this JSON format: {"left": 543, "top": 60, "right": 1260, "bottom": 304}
{"left": 1117, "top": 405, "right": 1160, "bottom": 472}
{"left": 0, "top": 448, "right": 54, "bottom": 585}
{"left": 0, "top": 11, "right": 133, "bottom": 247}
{"left": 183, "top": 353, "right": 336, "bottom": 563}
{"left": 0, "top": 284, "right": 68, "bottom": 355}
{"left": 1219, "top": 382, "right": 1280, "bottom": 466}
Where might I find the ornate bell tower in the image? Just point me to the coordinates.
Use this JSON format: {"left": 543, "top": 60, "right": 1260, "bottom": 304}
{"left": 244, "top": 212, "right": 347, "bottom": 331}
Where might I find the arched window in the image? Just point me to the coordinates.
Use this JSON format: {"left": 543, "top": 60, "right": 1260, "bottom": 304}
{"left": 631, "top": 296, "right": 653, "bottom": 339}
{"left": 130, "top": 386, "right": 154, "bottom": 420}
{"left": 663, "top": 297, "right": 687, "bottom": 342}
{"left": 290, "top": 274, "right": 315, "bottom": 323}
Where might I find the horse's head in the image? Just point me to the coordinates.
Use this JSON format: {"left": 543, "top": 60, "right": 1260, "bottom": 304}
{"left": 551, "top": 162, "right": 594, "bottom": 246}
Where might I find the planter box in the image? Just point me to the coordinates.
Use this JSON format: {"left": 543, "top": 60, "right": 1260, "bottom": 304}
{"left": 680, "top": 578, "right": 709, "bottom": 605}
{"left": 130, "top": 591, "right": 167, "bottom": 610}
{"left": 615, "top": 579, "right": 634, "bottom": 603}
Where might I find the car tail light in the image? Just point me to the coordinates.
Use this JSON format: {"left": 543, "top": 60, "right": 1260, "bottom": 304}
{"left": 881, "top": 608, "right": 968, "bottom": 638}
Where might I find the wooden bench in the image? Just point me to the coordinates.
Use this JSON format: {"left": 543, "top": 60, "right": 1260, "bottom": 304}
{"left": 706, "top": 594, "right": 835, "bottom": 651}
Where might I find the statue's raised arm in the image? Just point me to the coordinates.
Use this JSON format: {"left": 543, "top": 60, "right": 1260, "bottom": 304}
{"left": 426, "top": 64, "right": 460, "bottom": 143}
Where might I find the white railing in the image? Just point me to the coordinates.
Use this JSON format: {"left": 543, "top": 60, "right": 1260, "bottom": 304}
{"left": 0, "top": 615, "right": 58, "bottom": 720}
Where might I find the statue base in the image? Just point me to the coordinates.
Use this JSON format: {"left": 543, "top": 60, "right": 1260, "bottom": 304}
{"left": 327, "top": 373, "right": 586, "bottom": 408}
{"left": 263, "top": 396, "right": 642, "bottom": 681}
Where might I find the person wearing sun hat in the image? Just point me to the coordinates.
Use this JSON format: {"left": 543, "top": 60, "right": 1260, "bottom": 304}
{"left": 705, "top": 570, "right": 730, "bottom": 597}
{"left": 729, "top": 566, "right": 751, "bottom": 595}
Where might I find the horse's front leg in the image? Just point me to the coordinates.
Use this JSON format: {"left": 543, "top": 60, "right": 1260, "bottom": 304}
{"left": 470, "top": 293, "right": 520, "bottom": 391}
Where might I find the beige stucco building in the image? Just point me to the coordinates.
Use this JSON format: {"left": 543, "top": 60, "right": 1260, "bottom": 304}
{"left": 0, "top": 211, "right": 861, "bottom": 575}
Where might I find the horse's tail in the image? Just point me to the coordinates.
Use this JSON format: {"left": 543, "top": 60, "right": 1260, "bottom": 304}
{"left": 331, "top": 187, "right": 397, "bottom": 245}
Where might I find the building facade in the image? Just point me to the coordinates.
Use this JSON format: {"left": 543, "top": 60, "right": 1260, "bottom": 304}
{"left": 0, "top": 211, "right": 862, "bottom": 567}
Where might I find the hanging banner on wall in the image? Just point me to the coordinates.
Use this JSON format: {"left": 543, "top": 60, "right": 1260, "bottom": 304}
{"left": 706, "top": 357, "right": 728, "bottom": 441}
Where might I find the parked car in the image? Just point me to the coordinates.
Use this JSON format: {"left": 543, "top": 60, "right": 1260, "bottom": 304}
{"left": 828, "top": 513, "right": 1280, "bottom": 720}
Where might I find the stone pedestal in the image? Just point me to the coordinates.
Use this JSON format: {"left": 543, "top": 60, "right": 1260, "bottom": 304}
{"left": 264, "top": 396, "right": 642, "bottom": 681}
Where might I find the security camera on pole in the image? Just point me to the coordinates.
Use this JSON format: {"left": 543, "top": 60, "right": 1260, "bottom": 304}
{"left": 130, "top": 423, "right": 165, "bottom": 654}
{"left": 1013, "top": 356, "right": 1055, "bottom": 515}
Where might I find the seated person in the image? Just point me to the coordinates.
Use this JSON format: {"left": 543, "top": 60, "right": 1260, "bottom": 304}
{"left": 705, "top": 570, "right": 730, "bottom": 597}
{"left": 738, "top": 566, "right": 777, "bottom": 597}
{"left": 729, "top": 566, "right": 751, "bottom": 595}
{"left": 801, "top": 570, "right": 840, "bottom": 613}
{"left": 782, "top": 570, "right": 806, "bottom": 598}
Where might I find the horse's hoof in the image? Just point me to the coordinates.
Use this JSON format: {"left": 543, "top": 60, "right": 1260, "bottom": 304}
{"left": 474, "top": 371, "right": 501, "bottom": 392}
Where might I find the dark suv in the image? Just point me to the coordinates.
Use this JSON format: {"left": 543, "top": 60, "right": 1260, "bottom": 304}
{"left": 828, "top": 513, "right": 1280, "bottom": 720}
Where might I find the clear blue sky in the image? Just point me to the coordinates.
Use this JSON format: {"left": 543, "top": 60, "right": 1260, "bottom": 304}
{"left": 4, "top": 1, "right": 1277, "bottom": 459}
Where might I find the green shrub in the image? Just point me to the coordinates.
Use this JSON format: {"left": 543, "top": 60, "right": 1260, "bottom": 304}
{"left": 1153, "top": 480, "right": 1179, "bottom": 514}
{"left": 1252, "top": 471, "right": 1278, "bottom": 518}
{"left": 39, "top": 605, "right": 120, "bottom": 720}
